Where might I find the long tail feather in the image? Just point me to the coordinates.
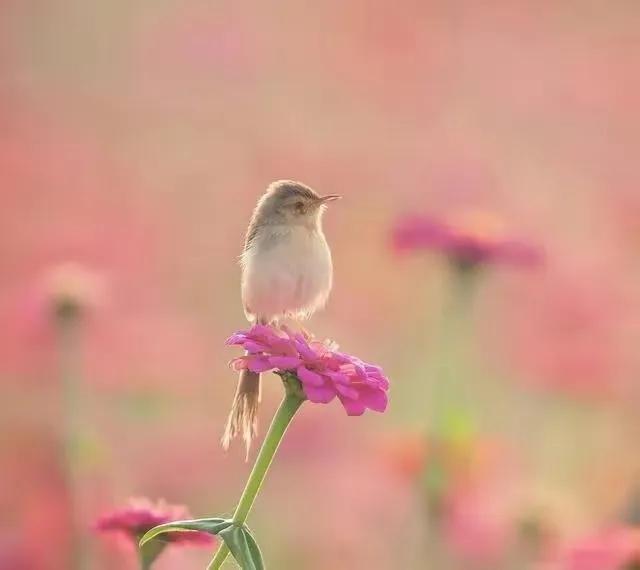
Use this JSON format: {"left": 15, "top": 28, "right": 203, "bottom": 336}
{"left": 221, "top": 368, "right": 261, "bottom": 457}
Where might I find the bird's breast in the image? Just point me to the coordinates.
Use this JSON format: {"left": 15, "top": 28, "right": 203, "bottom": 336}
{"left": 241, "top": 226, "right": 333, "bottom": 320}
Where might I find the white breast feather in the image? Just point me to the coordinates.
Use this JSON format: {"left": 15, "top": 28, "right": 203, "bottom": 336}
{"left": 241, "top": 226, "right": 332, "bottom": 322}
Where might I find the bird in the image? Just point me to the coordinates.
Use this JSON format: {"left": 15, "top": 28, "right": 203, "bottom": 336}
{"left": 222, "top": 180, "right": 340, "bottom": 453}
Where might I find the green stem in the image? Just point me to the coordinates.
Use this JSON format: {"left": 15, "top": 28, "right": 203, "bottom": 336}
{"left": 421, "top": 263, "right": 478, "bottom": 568}
{"left": 139, "top": 548, "right": 151, "bottom": 570}
{"left": 429, "top": 263, "right": 478, "bottom": 435}
{"left": 207, "top": 389, "right": 305, "bottom": 569}
{"left": 57, "top": 312, "right": 86, "bottom": 570}
{"left": 208, "top": 543, "right": 231, "bottom": 569}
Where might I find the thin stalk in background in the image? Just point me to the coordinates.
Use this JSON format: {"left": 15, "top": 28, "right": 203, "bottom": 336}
{"left": 54, "top": 299, "right": 87, "bottom": 570}
{"left": 428, "top": 261, "right": 478, "bottom": 439}
{"left": 421, "top": 262, "right": 480, "bottom": 570}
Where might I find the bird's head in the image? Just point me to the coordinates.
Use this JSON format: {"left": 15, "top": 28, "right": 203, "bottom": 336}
{"left": 257, "top": 180, "right": 340, "bottom": 227}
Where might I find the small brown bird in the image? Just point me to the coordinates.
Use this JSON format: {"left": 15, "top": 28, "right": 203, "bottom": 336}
{"left": 222, "top": 180, "right": 340, "bottom": 453}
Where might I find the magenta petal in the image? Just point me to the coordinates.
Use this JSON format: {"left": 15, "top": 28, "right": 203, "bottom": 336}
{"left": 225, "top": 333, "right": 248, "bottom": 345}
{"left": 229, "top": 357, "right": 248, "bottom": 371}
{"left": 326, "top": 371, "right": 350, "bottom": 385}
{"left": 294, "top": 339, "right": 318, "bottom": 360}
{"left": 352, "top": 362, "right": 368, "bottom": 380}
{"left": 270, "top": 339, "right": 297, "bottom": 356}
{"left": 304, "top": 385, "right": 336, "bottom": 403}
{"left": 226, "top": 323, "right": 390, "bottom": 416}
{"left": 269, "top": 356, "right": 302, "bottom": 370}
{"left": 339, "top": 396, "right": 366, "bottom": 416}
{"left": 247, "top": 357, "right": 273, "bottom": 373}
{"left": 297, "top": 365, "right": 324, "bottom": 387}
{"left": 243, "top": 340, "right": 269, "bottom": 353}
{"left": 334, "top": 383, "right": 359, "bottom": 399}
{"left": 360, "top": 388, "right": 388, "bottom": 412}
{"left": 251, "top": 324, "right": 276, "bottom": 337}
{"left": 369, "top": 374, "right": 390, "bottom": 390}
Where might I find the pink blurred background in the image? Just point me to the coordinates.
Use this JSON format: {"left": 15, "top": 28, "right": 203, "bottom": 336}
{"left": 1, "top": 1, "right": 639, "bottom": 569}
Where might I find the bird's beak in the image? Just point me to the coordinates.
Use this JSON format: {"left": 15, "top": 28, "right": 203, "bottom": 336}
{"left": 318, "top": 194, "right": 341, "bottom": 203}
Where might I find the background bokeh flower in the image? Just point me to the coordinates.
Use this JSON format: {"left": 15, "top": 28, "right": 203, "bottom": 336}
{"left": 95, "top": 498, "right": 213, "bottom": 546}
{"left": 391, "top": 212, "right": 543, "bottom": 269}
{"left": 96, "top": 498, "right": 213, "bottom": 569}
{"left": 553, "top": 526, "right": 640, "bottom": 570}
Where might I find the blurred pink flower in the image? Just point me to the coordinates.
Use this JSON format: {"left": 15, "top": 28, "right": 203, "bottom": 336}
{"left": 0, "top": 262, "right": 105, "bottom": 379}
{"left": 0, "top": 536, "right": 36, "bottom": 570}
{"left": 432, "top": 437, "right": 522, "bottom": 566}
{"left": 556, "top": 526, "right": 640, "bottom": 570}
{"left": 392, "top": 211, "right": 542, "bottom": 268}
{"left": 496, "top": 264, "right": 631, "bottom": 398}
{"left": 281, "top": 446, "right": 416, "bottom": 570}
{"left": 226, "top": 324, "right": 390, "bottom": 416}
{"left": 95, "top": 498, "right": 213, "bottom": 546}
{"left": 443, "top": 485, "right": 512, "bottom": 565}
{"left": 0, "top": 115, "right": 218, "bottom": 393}
{"left": 43, "top": 262, "right": 106, "bottom": 319}
{"left": 1, "top": 260, "right": 210, "bottom": 391}
{"left": 379, "top": 431, "right": 428, "bottom": 481}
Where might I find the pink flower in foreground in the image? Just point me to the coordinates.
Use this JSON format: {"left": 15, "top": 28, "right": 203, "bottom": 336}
{"left": 226, "top": 325, "right": 390, "bottom": 416}
{"left": 95, "top": 498, "right": 213, "bottom": 545}
{"left": 392, "top": 211, "right": 542, "bottom": 268}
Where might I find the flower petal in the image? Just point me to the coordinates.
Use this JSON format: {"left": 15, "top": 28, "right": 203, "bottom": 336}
{"left": 359, "top": 388, "right": 388, "bottom": 412}
{"left": 269, "top": 356, "right": 302, "bottom": 370}
{"left": 334, "top": 382, "right": 360, "bottom": 399}
{"left": 251, "top": 324, "right": 277, "bottom": 337}
{"left": 339, "top": 396, "right": 366, "bottom": 416}
{"left": 226, "top": 323, "right": 390, "bottom": 417}
{"left": 325, "top": 371, "right": 350, "bottom": 385}
{"left": 246, "top": 356, "right": 273, "bottom": 373}
{"left": 303, "top": 385, "right": 336, "bottom": 404}
{"left": 229, "top": 357, "right": 248, "bottom": 371}
{"left": 243, "top": 340, "right": 269, "bottom": 354}
{"left": 225, "top": 333, "right": 248, "bottom": 346}
{"left": 297, "top": 365, "right": 324, "bottom": 387}
{"left": 294, "top": 338, "right": 318, "bottom": 360}
{"left": 270, "top": 339, "right": 298, "bottom": 356}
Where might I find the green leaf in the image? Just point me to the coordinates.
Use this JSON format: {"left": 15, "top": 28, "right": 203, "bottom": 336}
{"left": 219, "top": 524, "right": 265, "bottom": 570}
{"left": 139, "top": 539, "right": 166, "bottom": 570}
{"left": 243, "top": 528, "right": 265, "bottom": 570}
{"left": 139, "top": 517, "right": 232, "bottom": 549}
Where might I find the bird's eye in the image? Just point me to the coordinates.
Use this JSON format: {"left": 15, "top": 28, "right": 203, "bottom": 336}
{"left": 294, "top": 201, "right": 305, "bottom": 213}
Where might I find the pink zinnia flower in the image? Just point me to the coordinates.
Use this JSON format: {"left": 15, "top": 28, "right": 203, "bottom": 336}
{"left": 391, "top": 211, "right": 542, "bottom": 268}
{"left": 226, "top": 324, "right": 389, "bottom": 416}
{"left": 95, "top": 498, "right": 213, "bottom": 546}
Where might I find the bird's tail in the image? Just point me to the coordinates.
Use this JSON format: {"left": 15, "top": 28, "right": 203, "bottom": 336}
{"left": 221, "top": 366, "right": 261, "bottom": 457}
